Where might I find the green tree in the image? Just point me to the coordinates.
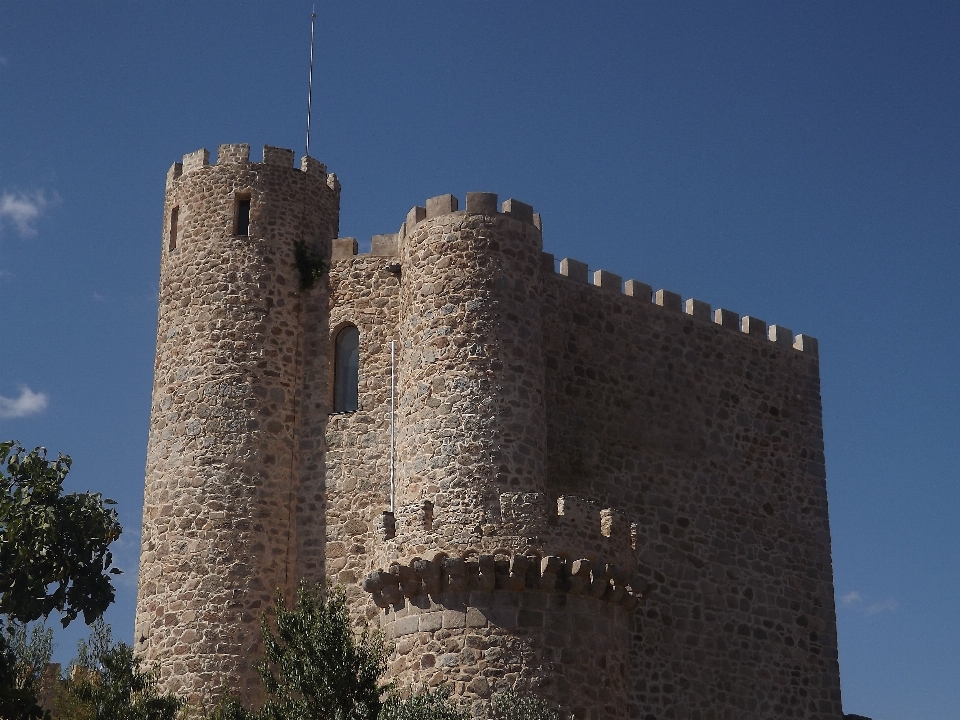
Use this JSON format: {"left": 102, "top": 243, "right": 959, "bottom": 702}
{"left": 491, "top": 689, "right": 573, "bottom": 720}
{"left": 0, "top": 620, "right": 54, "bottom": 719}
{"left": 59, "top": 619, "right": 183, "bottom": 720}
{"left": 378, "top": 686, "right": 467, "bottom": 720}
{"left": 256, "top": 583, "right": 389, "bottom": 720}
{"left": 0, "top": 441, "right": 123, "bottom": 719}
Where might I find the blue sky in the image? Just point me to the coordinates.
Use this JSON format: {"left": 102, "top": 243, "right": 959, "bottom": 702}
{"left": 1, "top": 3, "right": 958, "bottom": 718}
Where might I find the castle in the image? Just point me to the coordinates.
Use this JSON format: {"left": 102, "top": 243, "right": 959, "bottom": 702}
{"left": 135, "top": 143, "right": 843, "bottom": 719}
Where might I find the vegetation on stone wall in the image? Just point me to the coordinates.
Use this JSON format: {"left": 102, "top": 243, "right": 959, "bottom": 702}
{"left": 293, "top": 240, "right": 326, "bottom": 291}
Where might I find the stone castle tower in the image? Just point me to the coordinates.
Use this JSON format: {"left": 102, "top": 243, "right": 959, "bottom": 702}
{"left": 137, "top": 143, "right": 844, "bottom": 719}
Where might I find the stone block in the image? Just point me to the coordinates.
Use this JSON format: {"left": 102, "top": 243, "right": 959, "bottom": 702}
{"left": 741, "top": 315, "right": 767, "bottom": 337}
{"left": 501, "top": 198, "right": 534, "bottom": 224}
{"left": 166, "top": 162, "right": 183, "bottom": 186}
{"left": 541, "top": 252, "right": 556, "bottom": 273}
{"left": 768, "top": 324, "right": 794, "bottom": 347}
{"left": 655, "top": 289, "right": 683, "bottom": 312}
{"left": 560, "top": 258, "right": 589, "bottom": 283}
{"left": 300, "top": 156, "right": 327, "bottom": 175}
{"left": 262, "top": 145, "right": 294, "bottom": 166}
{"left": 370, "top": 233, "right": 399, "bottom": 256}
{"left": 217, "top": 144, "right": 249, "bottom": 164}
{"left": 181, "top": 148, "right": 209, "bottom": 173}
{"left": 405, "top": 206, "right": 426, "bottom": 233}
{"left": 517, "top": 609, "right": 544, "bottom": 627}
{"left": 442, "top": 610, "right": 466, "bottom": 629}
{"left": 419, "top": 612, "right": 443, "bottom": 632}
{"left": 714, "top": 307, "right": 740, "bottom": 329}
{"left": 393, "top": 614, "right": 420, "bottom": 637}
{"left": 465, "top": 192, "right": 498, "bottom": 215}
{"left": 426, "top": 194, "right": 459, "bottom": 218}
{"left": 331, "top": 238, "right": 358, "bottom": 260}
{"left": 795, "top": 334, "right": 819, "bottom": 357}
{"left": 624, "top": 279, "right": 652, "bottom": 300}
{"left": 465, "top": 607, "right": 488, "bottom": 628}
{"left": 685, "top": 298, "right": 712, "bottom": 322}
{"left": 593, "top": 269, "right": 623, "bottom": 293}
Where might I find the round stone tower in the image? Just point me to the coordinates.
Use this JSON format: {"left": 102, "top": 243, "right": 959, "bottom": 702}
{"left": 362, "top": 194, "right": 639, "bottom": 719}
{"left": 135, "top": 143, "right": 339, "bottom": 705}
{"left": 393, "top": 192, "right": 549, "bottom": 553}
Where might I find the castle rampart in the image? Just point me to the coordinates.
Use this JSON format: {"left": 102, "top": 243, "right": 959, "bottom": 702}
{"left": 140, "top": 155, "right": 842, "bottom": 719}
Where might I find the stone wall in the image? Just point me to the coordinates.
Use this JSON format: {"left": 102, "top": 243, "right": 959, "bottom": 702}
{"left": 323, "top": 248, "right": 401, "bottom": 619}
{"left": 540, "top": 260, "right": 840, "bottom": 719}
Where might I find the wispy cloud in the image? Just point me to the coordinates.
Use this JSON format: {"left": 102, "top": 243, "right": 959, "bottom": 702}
{"left": 0, "top": 190, "right": 54, "bottom": 236}
{"left": 841, "top": 590, "right": 898, "bottom": 616}
{"left": 0, "top": 386, "right": 49, "bottom": 419}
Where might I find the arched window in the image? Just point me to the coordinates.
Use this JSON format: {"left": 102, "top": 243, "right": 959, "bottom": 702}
{"left": 334, "top": 325, "right": 360, "bottom": 413}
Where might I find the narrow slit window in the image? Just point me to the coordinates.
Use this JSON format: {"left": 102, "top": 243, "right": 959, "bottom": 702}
{"left": 235, "top": 196, "right": 251, "bottom": 236}
{"left": 168, "top": 206, "right": 179, "bottom": 250}
{"left": 334, "top": 325, "right": 360, "bottom": 413}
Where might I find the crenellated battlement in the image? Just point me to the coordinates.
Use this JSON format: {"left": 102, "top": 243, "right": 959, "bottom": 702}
{"left": 544, "top": 251, "right": 819, "bottom": 358}
{"left": 329, "top": 189, "right": 816, "bottom": 357}
{"left": 396, "top": 192, "right": 543, "bottom": 241}
{"left": 165, "top": 143, "right": 339, "bottom": 190}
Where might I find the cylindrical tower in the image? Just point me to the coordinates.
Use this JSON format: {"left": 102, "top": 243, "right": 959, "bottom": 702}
{"left": 361, "top": 194, "right": 637, "bottom": 719}
{"left": 393, "top": 192, "right": 548, "bottom": 554}
{"left": 136, "top": 143, "right": 339, "bottom": 705}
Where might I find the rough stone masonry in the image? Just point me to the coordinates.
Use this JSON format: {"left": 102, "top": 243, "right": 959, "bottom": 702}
{"left": 137, "top": 143, "right": 842, "bottom": 719}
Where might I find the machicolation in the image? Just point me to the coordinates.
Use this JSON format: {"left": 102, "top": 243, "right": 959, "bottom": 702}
{"left": 137, "top": 143, "right": 842, "bottom": 719}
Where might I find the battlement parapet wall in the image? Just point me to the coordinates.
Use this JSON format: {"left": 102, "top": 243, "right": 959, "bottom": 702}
{"left": 496, "top": 492, "right": 638, "bottom": 569}
{"left": 332, "top": 197, "right": 816, "bottom": 357}
{"left": 396, "top": 192, "right": 543, "bottom": 241}
{"left": 544, "top": 251, "right": 818, "bottom": 358}
{"left": 167, "top": 144, "right": 340, "bottom": 191}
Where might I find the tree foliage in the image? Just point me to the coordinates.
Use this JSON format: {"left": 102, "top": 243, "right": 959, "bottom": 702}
{"left": 0, "top": 442, "right": 123, "bottom": 627}
{"left": 256, "top": 583, "right": 389, "bottom": 720}
{"left": 491, "top": 689, "right": 573, "bottom": 720}
{"left": 378, "top": 686, "right": 467, "bottom": 720}
{"left": 0, "top": 441, "right": 124, "bottom": 719}
{"left": 0, "top": 620, "right": 54, "bottom": 720}
{"left": 58, "top": 619, "right": 183, "bottom": 720}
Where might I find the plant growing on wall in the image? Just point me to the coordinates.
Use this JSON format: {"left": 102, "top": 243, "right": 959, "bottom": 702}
{"left": 293, "top": 240, "right": 326, "bottom": 291}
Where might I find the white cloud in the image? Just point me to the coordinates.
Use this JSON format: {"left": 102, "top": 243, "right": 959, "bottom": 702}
{"left": 840, "top": 590, "right": 897, "bottom": 616}
{"left": 865, "top": 599, "right": 899, "bottom": 616}
{"left": 841, "top": 591, "right": 862, "bottom": 606}
{"left": 0, "top": 386, "right": 49, "bottom": 419}
{"left": 0, "top": 190, "right": 52, "bottom": 236}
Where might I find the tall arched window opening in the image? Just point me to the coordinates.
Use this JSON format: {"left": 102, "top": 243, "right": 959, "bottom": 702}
{"left": 334, "top": 325, "right": 360, "bottom": 413}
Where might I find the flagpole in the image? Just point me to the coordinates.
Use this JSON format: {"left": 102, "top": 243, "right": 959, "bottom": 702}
{"left": 305, "top": 5, "right": 316, "bottom": 158}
